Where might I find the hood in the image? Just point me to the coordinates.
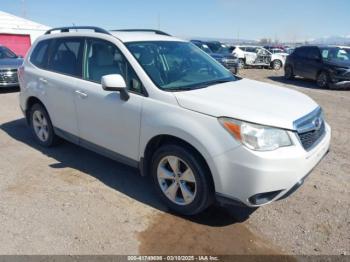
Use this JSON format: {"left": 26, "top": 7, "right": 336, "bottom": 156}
{"left": 174, "top": 78, "right": 318, "bottom": 130}
{"left": 210, "top": 53, "right": 236, "bottom": 60}
{"left": 324, "top": 60, "right": 350, "bottom": 69}
{"left": 0, "top": 58, "right": 23, "bottom": 70}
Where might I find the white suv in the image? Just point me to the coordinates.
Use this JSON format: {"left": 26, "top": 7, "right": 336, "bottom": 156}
{"left": 18, "top": 27, "right": 331, "bottom": 215}
{"left": 232, "top": 46, "right": 287, "bottom": 70}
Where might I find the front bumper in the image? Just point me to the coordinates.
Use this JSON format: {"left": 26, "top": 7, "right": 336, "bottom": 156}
{"left": 0, "top": 69, "right": 19, "bottom": 88}
{"left": 212, "top": 123, "right": 331, "bottom": 207}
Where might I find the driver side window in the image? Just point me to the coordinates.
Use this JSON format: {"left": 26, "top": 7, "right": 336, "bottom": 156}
{"left": 84, "top": 38, "right": 143, "bottom": 94}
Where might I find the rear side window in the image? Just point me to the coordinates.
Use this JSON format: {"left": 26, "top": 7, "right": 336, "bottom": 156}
{"left": 30, "top": 40, "right": 50, "bottom": 68}
{"left": 307, "top": 47, "right": 321, "bottom": 60}
{"left": 294, "top": 47, "right": 308, "bottom": 58}
{"left": 47, "top": 37, "right": 83, "bottom": 77}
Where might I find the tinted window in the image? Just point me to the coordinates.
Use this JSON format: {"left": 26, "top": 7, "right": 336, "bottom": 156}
{"left": 84, "top": 38, "right": 143, "bottom": 94}
{"left": 321, "top": 47, "right": 350, "bottom": 62}
{"left": 307, "top": 47, "right": 321, "bottom": 60}
{"left": 47, "top": 38, "right": 83, "bottom": 77}
{"left": 30, "top": 40, "right": 50, "bottom": 68}
{"left": 294, "top": 47, "right": 308, "bottom": 58}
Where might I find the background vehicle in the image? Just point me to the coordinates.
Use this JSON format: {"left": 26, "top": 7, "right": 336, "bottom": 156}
{"left": 0, "top": 45, "right": 23, "bottom": 88}
{"left": 231, "top": 46, "right": 286, "bottom": 70}
{"left": 19, "top": 27, "right": 330, "bottom": 216}
{"left": 191, "top": 40, "right": 239, "bottom": 74}
{"left": 284, "top": 45, "right": 350, "bottom": 88}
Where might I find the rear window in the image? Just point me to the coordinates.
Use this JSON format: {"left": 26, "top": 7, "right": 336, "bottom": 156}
{"left": 47, "top": 37, "right": 84, "bottom": 77}
{"left": 30, "top": 40, "right": 50, "bottom": 68}
{"left": 294, "top": 47, "right": 308, "bottom": 58}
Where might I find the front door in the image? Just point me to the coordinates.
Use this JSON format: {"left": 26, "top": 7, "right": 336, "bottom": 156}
{"left": 74, "top": 38, "right": 145, "bottom": 163}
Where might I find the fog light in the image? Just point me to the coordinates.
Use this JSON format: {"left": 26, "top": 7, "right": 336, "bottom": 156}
{"left": 248, "top": 190, "right": 282, "bottom": 205}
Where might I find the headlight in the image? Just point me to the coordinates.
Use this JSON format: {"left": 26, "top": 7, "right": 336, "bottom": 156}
{"left": 219, "top": 117, "right": 292, "bottom": 151}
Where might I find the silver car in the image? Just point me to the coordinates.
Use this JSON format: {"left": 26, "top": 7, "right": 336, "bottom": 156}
{"left": 0, "top": 45, "right": 23, "bottom": 88}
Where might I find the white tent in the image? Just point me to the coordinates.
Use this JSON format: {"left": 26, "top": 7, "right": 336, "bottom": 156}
{"left": 0, "top": 10, "right": 50, "bottom": 43}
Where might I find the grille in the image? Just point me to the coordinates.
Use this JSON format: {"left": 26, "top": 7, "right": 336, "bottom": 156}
{"left": 0, "top": 69, "right": 18, "bottom": 84}
{"left": 294, "top": 107, "right": 326, "bottom": 150}
{"left": 298, "top": 122, "right": 325, "bottom": 150}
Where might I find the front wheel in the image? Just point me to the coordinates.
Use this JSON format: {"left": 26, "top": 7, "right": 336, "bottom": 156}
{"left": 151, "top": 144, "right": 214, "bottom": 215}
{"left": 316, "top": 71, "right": 329, "bottom": 88}
{"left": 284, "top": 65, "right": 294, "bottom": 79}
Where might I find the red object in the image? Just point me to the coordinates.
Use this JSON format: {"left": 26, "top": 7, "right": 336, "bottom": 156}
{"left": 0, "top": 34, "right": 31, "bottom": 57}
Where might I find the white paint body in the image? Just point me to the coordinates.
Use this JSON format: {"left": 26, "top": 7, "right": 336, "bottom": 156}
{"left": 19, "top": 31, "right": 331, "bottom": 207}
{"left": 232, "top": 46, "right": 286, "bottom": 67}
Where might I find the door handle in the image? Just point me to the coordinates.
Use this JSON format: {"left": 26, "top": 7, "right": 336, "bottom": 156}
{"left": 75, "top": 90, "right": 88, "bottom": 98}
{"left": 39, "top": 77, "right": 48, "bottom": 84}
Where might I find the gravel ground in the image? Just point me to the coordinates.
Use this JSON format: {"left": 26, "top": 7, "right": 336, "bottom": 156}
{"left": 0, "top": 68, "right": 349, "bottom": 256}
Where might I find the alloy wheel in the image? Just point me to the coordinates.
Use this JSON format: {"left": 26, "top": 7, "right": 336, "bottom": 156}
{"left": 32, "top": 110, "right": 49, "bottom": 142}
{"left": 317, "top": 72, "right": 328, "bottom": 88}
{"left": 157, "top": 156, "right": 197, "bottom": 206}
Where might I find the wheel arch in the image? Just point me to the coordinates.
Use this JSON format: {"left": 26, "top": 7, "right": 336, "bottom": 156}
{"left": 141, "top": 134, "right": 215, "bottom": 192}
{"left": 24, "top": 96, "right": 47, "bottom": 124}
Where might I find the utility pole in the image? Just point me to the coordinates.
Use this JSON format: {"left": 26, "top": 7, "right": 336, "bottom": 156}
{"left": 157, "top": 13, "right": 160, "bottom": 30}
{"left": 21, "top": 0, "right": 27, "bottom": 18}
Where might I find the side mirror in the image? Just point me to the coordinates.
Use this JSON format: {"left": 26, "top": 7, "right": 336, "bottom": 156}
{"left": 101, "top": 74, "right": 130, "bottom": 101}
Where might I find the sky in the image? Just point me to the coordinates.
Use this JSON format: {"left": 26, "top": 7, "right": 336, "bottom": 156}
{"left": 1, "top": 0, "right": 349, "bottom": 41}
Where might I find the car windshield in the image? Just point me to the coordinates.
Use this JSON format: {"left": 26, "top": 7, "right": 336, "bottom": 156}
{"left": 207, "top": 42, "right": 231, "bottom": 54}
{"left": 320, "top": 47, "right": 350, "bottom": 63}
{"left": 0, "top": 46, "right": 17, "bottom": 59}
{"left": 126, "top": 41, "right": 235, "bottom": 91}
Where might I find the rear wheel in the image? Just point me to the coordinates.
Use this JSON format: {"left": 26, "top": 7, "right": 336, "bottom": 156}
{"left": 272, "top": 60, "right": 282, "bottom": 70}
{"left": 284, "top": 65, "right": 294, "bottom": 79}
{"left": 151, "top": 144, "right": 213, "bottom": 215}
{"left": 238, "top": 59, "right": 245, "bottom": 69}
{"left": 29, "top": 103, "right": 59, "bottom": 147}
{"left": 316, "top": 71, "right": 329, "bottom": 88}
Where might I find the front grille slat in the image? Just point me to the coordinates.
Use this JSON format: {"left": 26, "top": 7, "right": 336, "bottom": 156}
{"left": 0, "top": 69, "right": 18, "bottom": 84}
{"left": 297, "top": 121, "right": 325, "bottom": 150}
{"left": 294, "top": 107, "right": 326, "bottom": 151}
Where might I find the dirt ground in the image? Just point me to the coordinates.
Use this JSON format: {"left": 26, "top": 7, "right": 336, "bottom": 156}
{"left": 0, "top": 69, "right": 349, "bottom": 256}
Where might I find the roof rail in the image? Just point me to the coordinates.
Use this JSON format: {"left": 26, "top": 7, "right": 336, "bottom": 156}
{"left": 112, "top": 29, "right": 171, "bottom": 36}
{"left": 45, "top": 26, "right": 111, "bottom": 35}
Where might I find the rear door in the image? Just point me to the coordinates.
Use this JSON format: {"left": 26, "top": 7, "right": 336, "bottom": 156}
{"left": 43, "top": 37, "right": 84, "bottom": 138}
{"left": 305, "top": 47, "right": 323, "bottom": 80}
{"left": 293, "top": 47, "right": 309, "bottom": 77}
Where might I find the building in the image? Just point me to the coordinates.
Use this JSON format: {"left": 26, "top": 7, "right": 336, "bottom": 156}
{"left": 0, "top": 10, "right": 50, "bottom": 56}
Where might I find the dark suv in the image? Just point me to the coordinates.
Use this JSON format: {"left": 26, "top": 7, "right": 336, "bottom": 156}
{"left": 285, "top": 45, "right": 350, "bottom": 88}
{"left": 191, "top": 40, "right": 239, "bottom": 74}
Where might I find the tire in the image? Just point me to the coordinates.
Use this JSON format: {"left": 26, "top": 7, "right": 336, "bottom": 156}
{"left": 316, "top": 71, "right": 329, "bottom": 89}
{"left": 29, "top": 103, "right": 59, "bottom": 147}
{"left": 284, "top": 65, "right": 294, "bottom": 79}
{"left": 151, "top": 144, "right": 214, "bottom": 215}
{"left": 238, "top": 59, "right": 245, "bottom": 69}
{"left": 271, "top": 60, "right": 282, "bottom": 70}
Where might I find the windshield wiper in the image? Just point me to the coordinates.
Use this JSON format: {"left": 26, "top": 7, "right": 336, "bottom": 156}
{"left": 195, "top": 78, "right": 234, "bottom": 88}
